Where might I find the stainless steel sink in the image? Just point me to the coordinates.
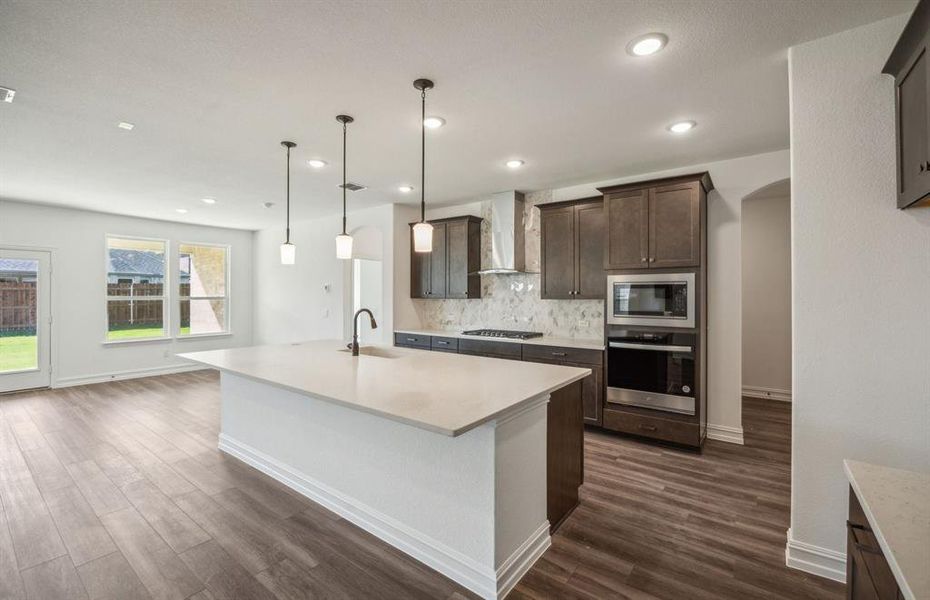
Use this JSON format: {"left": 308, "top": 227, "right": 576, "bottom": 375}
{"left": 338, "top": 346, "right": 404, "bottom": 359}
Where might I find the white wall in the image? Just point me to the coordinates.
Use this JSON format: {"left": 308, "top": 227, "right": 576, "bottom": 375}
{"left": 788, "top": 13, "right": 930, "bottom": 580}
{"left": 0, "top": 200, "right": 253, "bottom": 385}
{"left": 741, "top": 189, "right": 792, "bottom": 395}
{"left": 252, "top": 203, "right": 408, "bottom": 345}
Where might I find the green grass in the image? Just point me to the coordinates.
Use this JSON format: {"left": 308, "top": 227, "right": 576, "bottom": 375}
{"left": 0, "top": 335, "right": 37, "bottom": 372}
{"left": 106, "top": 326, "right": 190, "bottom": 340}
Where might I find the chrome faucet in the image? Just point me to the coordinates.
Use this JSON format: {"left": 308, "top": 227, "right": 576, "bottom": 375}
{"left": 349, "top": 308, "right": 378, "bottom": 356}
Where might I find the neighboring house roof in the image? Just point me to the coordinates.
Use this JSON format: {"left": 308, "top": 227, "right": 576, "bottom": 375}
{"left": 0, "top": 258, "right": 37, "bottom": 273}
{"left": 107, "top": 249, "right": 164, "bottom": 277}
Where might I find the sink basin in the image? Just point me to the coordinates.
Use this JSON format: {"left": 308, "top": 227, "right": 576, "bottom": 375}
{"left": 338, "top": 346, "right": 405, "bottom": 359}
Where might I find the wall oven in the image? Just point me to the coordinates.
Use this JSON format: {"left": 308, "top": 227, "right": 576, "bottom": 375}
{"left": 606, "top": 330, "right": 696, "bottom": 415}
{"left": 606, "top": 272, "right": 695, "bottom": 329}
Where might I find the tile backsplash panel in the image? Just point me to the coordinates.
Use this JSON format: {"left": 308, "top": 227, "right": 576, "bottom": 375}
{"left": 413, "top": 190, "right": 604, "bottom": 340}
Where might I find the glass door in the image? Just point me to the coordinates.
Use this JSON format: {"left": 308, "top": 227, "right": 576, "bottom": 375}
{"left": 0, "top": 249, "right": 51, "bottom": 392}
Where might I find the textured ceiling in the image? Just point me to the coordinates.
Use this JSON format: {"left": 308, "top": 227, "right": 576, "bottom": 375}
{"left": 0, "top": 0, "right": 914, "bottom": 230}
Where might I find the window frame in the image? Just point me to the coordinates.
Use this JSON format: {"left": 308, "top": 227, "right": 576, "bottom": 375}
{"left": 103, "top": 234, "right": 170, "bottom": 344}
{"left": 176, "top": 241, "right": 231, "bottom": 338}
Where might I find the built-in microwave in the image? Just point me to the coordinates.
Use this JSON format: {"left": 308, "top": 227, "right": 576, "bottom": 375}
{"left": 606, "top": 272, "right": 695, "bottom": 329}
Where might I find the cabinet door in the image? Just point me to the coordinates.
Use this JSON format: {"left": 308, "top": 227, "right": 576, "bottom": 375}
{"left": 568, "top": 362, "right": 602, "bottom": 426}
{"left": 574, "top": 201, "right": 605, "bottom": 299}
{"left": 605, "top": 189, "right": 649, "bottom": 269}
{"left": 649, "top": 183, "right": 700, "bottom": 268}
{"left": 428, "top": 222, "right": 447, "bottom": 298}
{"left": 896, "top": 44, "right": 930, "bottom": 207}
{"left": 445, "top": 219, "right": 470, "bottom": 299}
{"left": 410, "top": 227, "right": 431, "bottom": 298}
{"left": 540, "top": 206, "right": 576, "bottom": 299}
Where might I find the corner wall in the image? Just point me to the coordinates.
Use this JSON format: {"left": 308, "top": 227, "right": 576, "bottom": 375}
{"left": 788, "top": 13, "right": 930, "bottom": 580}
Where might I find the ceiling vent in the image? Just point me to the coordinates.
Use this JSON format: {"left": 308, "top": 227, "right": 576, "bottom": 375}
{"left": 338, "top": 182, "right": 367, "bottom": 192}
{"left": 0, "top": 86, "right": 15, "bottom": 103}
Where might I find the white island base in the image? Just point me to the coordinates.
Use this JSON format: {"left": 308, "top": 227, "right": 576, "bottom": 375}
{"left": 218, "top": 371, "right": 551, "bottom": 599}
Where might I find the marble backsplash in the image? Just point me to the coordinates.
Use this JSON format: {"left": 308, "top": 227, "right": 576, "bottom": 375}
{"left": 413, "top": 190, "right": 604, "bottom": 340}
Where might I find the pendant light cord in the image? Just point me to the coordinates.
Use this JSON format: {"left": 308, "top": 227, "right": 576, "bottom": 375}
{"left": 342, "top": 120, "right": 348, "bottom": 235}
{"left": 285, "top": 144, "right": 291, "bottom": 244}
{"left": 420, "top": 88, "right": 426, "bottom": 223}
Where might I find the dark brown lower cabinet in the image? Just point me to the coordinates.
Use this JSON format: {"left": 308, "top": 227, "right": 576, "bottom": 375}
{"left": 847, "top": 487, "right": 903, "bottom": 600}
{"left": 521, "top": 344, "right": 604, "bottom": 426}
{"left": 547, "top": 380, "right": 583, "bottom": 533}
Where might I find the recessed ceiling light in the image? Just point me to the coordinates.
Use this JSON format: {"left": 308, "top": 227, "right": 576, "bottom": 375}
{"left": 398, "top": 185, "right": 414, "bottom": 193}
{"left": 307, "top": 159, "right": 327, "bottom": 168}
{"left": 627, "top": 33, "right": 668, "bottom": 57}
{"left": 667, "top": 120, "right": 696, "bottom": 133}
{"left": 201, "top": 198, "right": 216, "bottom": 204}
{"left": 117, "top": 122, "right": 134, "bottom": 130}
{"left": 423, "top": 116, "right": 445, "bottom": 129}
{"left": 0, "top": 86, "right": 15, "bottom": 103}
{"left": 506, "top": 159, "right": 525, "bottom": 169}
{"left": 175, "top": 208, "right": 188, "bottom": 214}
{"left": 262, "top": 202, "right": 275, "bottom": 209}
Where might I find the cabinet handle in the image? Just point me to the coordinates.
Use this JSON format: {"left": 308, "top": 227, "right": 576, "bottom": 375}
{"left": 649, "top": 257, "right": 655, "bottom": 262}
{"left": 436, "top": 340, "right": 449, "bottom": 345}
{"left": 406, "top": 338, "right": 417, "bottom": 342}
{"left": 922, "top": 163, "right": 926, "bottom": 173}
{"left": 551, "top": 352, "right": 567, "bottom": 357}
{"left": 854, "top": 542, "right": 882, "bottom": 555}
{"left": 641, "top": 257, "right": 647, "bottom": 263}
{"left": 846, "top": 520, "right": 871, "bottom": 532}
{"left": 637, "top": 424, "right": 658, "bottom": 432}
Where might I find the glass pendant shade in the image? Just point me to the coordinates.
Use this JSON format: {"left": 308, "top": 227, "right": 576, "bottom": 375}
{"left": 280, "top": 242, "right": 296, "bottom": 265}
{"left": 335, "top": 233, "right": 353, "bottom": 260}
{"left": 412, "top": 221, "right": 434, "bottom": 253}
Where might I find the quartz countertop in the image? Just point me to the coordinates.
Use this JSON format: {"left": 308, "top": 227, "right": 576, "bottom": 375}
{"left": 179, "top": 340, "right": 590, "bottom": 437}
{"left": 394, "top": 328, "right": 605, "bottom": 351}
{"left": 844, "top": 460, "right": 930, "bottom": 600}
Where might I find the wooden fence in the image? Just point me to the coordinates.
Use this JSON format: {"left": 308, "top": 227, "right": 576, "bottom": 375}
{"left": 0, "top": 282, "right": 190, "bottom": 333}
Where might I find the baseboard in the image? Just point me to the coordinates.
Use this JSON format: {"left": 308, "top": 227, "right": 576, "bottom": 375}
{"left": 706, "top": 423, "right": 744, "bottom": 445}
{"left": 742, "top": 385, "right": 792, "bottom": 402}
{"left": 785, "top": 528, "right": 846, "bottom": 583}
{"left": 54, "top": 363, "right": 207, "bottom": 388}
{"left": 495, "top": 522, "right": 550, "bottom": 599}
{"left": 220, "top": 433, "right": 539, "bottom": 600}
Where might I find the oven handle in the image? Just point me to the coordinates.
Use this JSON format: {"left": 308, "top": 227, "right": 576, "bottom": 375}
{"left": 609, "top": 342, "right": 693, "bottom": 353}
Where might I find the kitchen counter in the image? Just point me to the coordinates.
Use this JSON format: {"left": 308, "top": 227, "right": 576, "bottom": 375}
{"left": 179, "top": 340, "right": 588, "bottom": 599}
{"left": 844, "top": 460, "right": 930, "bottom": 600}
{"left": 394, "top": 328, "right": 605, "bottom": 351}
{"left": 180, "top": 339, "right": 588, "bottom": 437}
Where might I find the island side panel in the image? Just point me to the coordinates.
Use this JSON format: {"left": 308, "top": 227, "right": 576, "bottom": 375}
{"left": 493, "top": 395, "right": 550, "bottom": 597}
{"left": 218, "top": 372, "right": 499, "bottom": 596}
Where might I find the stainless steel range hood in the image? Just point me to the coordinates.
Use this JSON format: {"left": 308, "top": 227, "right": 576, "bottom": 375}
{"left": 478, "top": 191, "right": 528, "bottom": 274}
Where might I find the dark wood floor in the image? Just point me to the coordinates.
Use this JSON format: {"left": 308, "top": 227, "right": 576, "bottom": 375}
{"left": 0, "top": 372, "right": 843, "bottom": 599}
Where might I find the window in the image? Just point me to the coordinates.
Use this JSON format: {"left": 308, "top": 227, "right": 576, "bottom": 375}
{"left": 106, "top": 237, "right": 167, "bottom": 341}
{"left": 179, "top": 243, "right": 228, "bottom": 336}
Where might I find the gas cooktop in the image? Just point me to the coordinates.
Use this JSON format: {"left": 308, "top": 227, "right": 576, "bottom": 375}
{"left": 461, "top": 329, "right": 544, "bottom": 340}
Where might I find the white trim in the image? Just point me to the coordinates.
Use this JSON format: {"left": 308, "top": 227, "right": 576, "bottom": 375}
{"left": 785, "top": 528, "right": 846, "bottom": 583}
{"left": 101, "top": 336, "right": 172, "bottom": 346}
{"left": 54, "top": 363, "right": 207, "bottom": 388}
{"left": 495, "top": 522, "right": 550, "bottom": 599}
{"left": 742, "top": 385, "right": 792, "bottom": 402}
{"left": 706, "top": 423, "right": 744, "bottom": 445}
{"left": 219, "top": 432, "right": 543, "bottom": 600}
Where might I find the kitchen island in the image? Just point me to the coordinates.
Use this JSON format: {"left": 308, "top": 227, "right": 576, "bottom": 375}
{"left": 179, "top": 340, "right": 589, "bottom": 600}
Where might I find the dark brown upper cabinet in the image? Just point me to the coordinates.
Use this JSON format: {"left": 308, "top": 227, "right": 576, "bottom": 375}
{"left": 599, "top": 172, "right": 713, "bottom": 270}
{"left": 884, "top": 0, "right": 930, "bottom": 209}
{"left": 410, "top": 216, "right": 482, "bottom": 299}
{"left": 539, "top": 198, "right": 604, "bottom": 300}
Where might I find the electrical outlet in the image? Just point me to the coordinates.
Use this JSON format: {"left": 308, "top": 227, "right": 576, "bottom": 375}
{"left": 321, "top": 308, "right": 330, "bottom": 318}
{"left": 579, "top": 320, "right": 589, "bottom": 328}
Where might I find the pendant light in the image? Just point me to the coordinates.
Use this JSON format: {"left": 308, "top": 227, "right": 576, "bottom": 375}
{"left": 412, "top": 78, "right": 434, "bottom": 253}
{"left": 335, "top": 115, "right": 354, "bottom": 259}
{"left": 279, "top": 140, "right": 297, "bottom": 265}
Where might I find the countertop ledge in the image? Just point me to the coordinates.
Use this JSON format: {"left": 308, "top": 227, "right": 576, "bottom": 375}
{"left": 394, "top": 328, "right": 605, "bottom": 351}
{"left": 844, "top": 459, "right": 930, "bottom": 600}
{"left": 179, "top": 340, "right": 590, "bottom": 438}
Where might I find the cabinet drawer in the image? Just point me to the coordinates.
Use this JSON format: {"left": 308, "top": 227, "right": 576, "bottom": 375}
{"left": 602, "top": 408, "right": 699, "bottom": 446}
{"left": 522, "top": 344, "right": 602, "bottom": 366}
{"left": 430, "top": 336, "right": 459, "bottom": 352}
{"left": 393, "top": 332, "right": 431, "bottom": 349}
{"left": 458, "top": 338, "right": 522, "bottom": 360}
